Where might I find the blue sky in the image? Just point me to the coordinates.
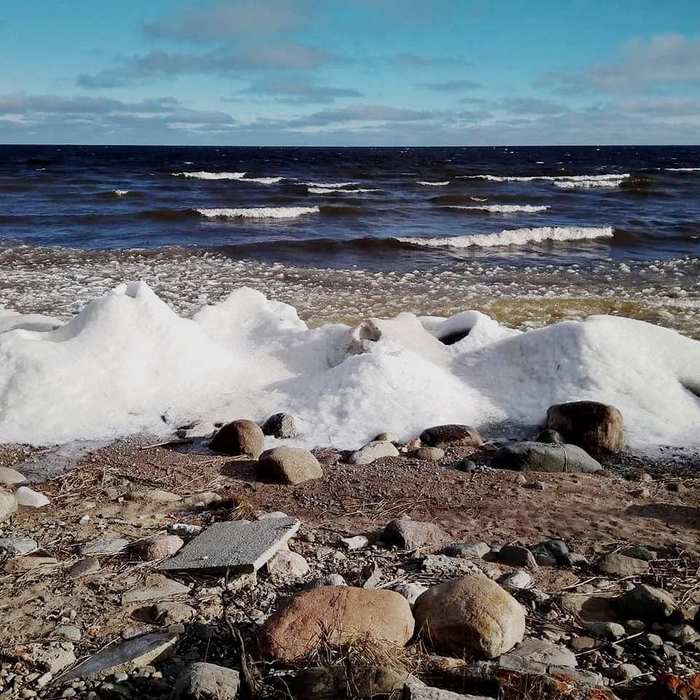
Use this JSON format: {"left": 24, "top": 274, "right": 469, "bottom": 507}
{"left": 1, "top": 0, "right": 699, "bottom": 145}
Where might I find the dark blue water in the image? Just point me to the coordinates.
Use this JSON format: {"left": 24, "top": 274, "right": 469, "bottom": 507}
{"left": 1, "top": 145, "right": 699, "bottom": 270}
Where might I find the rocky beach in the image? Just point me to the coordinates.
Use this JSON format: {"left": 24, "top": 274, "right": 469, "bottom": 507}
{"left": 1, "top": 364, "right": 699, "bottom": 700}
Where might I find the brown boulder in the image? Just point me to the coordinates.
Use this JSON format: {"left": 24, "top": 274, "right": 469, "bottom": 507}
{"left": 258, "top": 447, "right": 323, "bottom": 485}
{"left": 210, "top": 420, "right": 264, "bottom": 458}
{"left": 546, "top": 401, "right": 624, "bottom": 454}
{"left": 262, "top": 586, "right": 415, "bottom": 662}
{"left": 414, "top": 575, "right": 525, "bottom": 658}
{"left": 420, "top": 425, "right": 483, "bottom": 448}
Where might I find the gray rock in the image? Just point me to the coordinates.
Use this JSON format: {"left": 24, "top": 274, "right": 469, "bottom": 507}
{"left": 534, "top": 429, "right": 564, "bottom": 444}
{"left": 15, "top": 486, "right": 50, "bottom": 508}
{"left": 309, "top": 574, "right": 347, "bottom": 588}
{"left": 531, "top": 539, "right": 571, "bottom": 566}
{"left": 443, "top": 542, "right": 490, "bottom": 559}
{"left": 261, "top": 412, "right": 298, "bottom": 439}
{"left": 340, "top": 535, "right": 369, "bottom": 551}
{"left": 349, "top": 440, "right": 399, "bottom": 465}
{"left": 384, "top": 517, "right": 449, "bottom": 550}
{"left": 492, "top": 545, "right": 538, "bottom": 570}
{"left": 158, "top": 517, "right": 300, "bottom": 574}
{"left": 121, "top": 575, "right": 190, "bottom": 604}
{"left": 267, "top": 550, "right": 309, "bottom": 578}
{"left": 0, "top": 490, "right": 17, "bottom": 521}
{"left": 174, "top": 662, "right": 241, "bottom": 699}
{"left": 643, "top": 633, "right": 663, "bottom": 649}
{"left": 616, "top": 584, "right": 678, "bottom": 622}
{"left": 499, "top": 570, "right": 533, "bottom": 590}
{"left": 58, "top": 632, "right": 178, "bottom": 682}
{"left": 597, "top": 553, "right": 649, "bottom": 577}
{"left": 492, "top": 441, "right": 602, "bottom": 473}
{"left": 141, "top": 535, "right": 184, "bottom": 561}
{"left": 210, "top": 420, "right": 264, "bottom": 458}
{"left": 167, "top": 523, "right": 203, "bottom": 539}
{"left": 613, "top": 663, "right": 643, "bottom": 681}
{"left": 258, "top": 447, "right": 322, "bottom": 485}
{"left": 664, "top": 623, "right": 699, "bottom": 644}
{"left": 420, "top": 554, "right": 482, "bottom": 578}
{"left": 420, "top": 424, "right": 483, "bottom": 448}
{"left": 0, "top": 466, "right": 28, "bottom": 486}
{"left": 79, "top": 538, "right": 129, "bottom": 556}
{"left": 500, "top": 638, "right": 577, "bottom": 672}
{"left": 67, "top": 557, "right": 101, "bottom": 578}
{"left": 0, "top": 537, "right": 38, "bottom": 555}
{"left": 394, "top": 582, "right": 428, "bottom": 606}
{"left": 571, "top": 636, "right": 597, "bottom": 652}
{"left": 585, "top": 622, "right": 626, "bottom": 640}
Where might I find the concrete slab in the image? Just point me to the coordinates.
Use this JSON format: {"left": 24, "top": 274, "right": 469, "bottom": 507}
{"left": 158, "top": 517, "right": 300, "bottom": 574}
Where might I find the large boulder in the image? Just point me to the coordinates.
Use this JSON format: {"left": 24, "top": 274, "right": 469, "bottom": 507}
{"left": 210, "top": 420, "right": 264, "bottom": 458}
{"left": 420, "top": 425, "right": 483, "bottom": 449}
{"left": 491, "top": 442, "right": 602, "bottom": 473}
{"left": 414, "top": 575, "right": 525, "bottom": 658}
{"left": 173, "top": 662, "right": 240, "bottom": 699}
{"left": 262, "top": 586, "right": 415, "bottom": 663}
{"left": 546, "top": 401, "right": 624, "bottom": 454}
{"left": 258, "top": 447, "right": 322, "bottom": 485}
{"left": 384, "top": 518, "right": 450, "bottom": 550}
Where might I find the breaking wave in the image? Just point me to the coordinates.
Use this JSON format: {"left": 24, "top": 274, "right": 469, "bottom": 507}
{"left": 417, "top": 181, "right": 450, "bottom": 186}
{"left": 446, "top": 204, "right": 550, "bottom": 214}
{"left": 196, "top": 206, "right": 319, "bottom": 220}
{"left": 308, "top": 186, "right": 381, "bottom": 194}
{"left": 667, "top": 167, "right": 700, "bottom": 172}
{"left": 174, "top": 171, "right": 247, "bottom": 180}
{"left": 459, "top": 173, "right": 630, "bottom": 188}
{"left": 399, "top": 226, "right": 614, "bottom": 249}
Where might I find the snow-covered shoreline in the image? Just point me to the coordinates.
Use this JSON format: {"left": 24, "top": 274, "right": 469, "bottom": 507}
{"left": 1, "top": 283, "right": 699, "bottom": 450}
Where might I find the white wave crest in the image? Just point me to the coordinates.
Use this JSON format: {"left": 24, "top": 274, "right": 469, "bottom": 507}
{"left": 399, "top": 226, "right": 614, "bottom": 249}
{"left": 667, "top": 167, "right": 700, "bottom": 172}
{"left": 458, "top": 173, "right": 629, "bottom": 187}
{"left": 417, "top": 180, "right": 450, "bottom": 186}
{"left": 196, "top": 206, "right": 319, "bottom": 220}
{"left": 113, "top": 190, "right": 130, "bottom": 197}
{"left": 447, "top": 204, "right": 550, "bottom": 214}
{"left": 242, "top": 176, "right": 284, "bottom": 185}
{"left": 554, "top": 178, "right": 626, "bottom": 189}
{"left": 175, "top": 171, "right": 247, "bottom": 180}
{"left": 303, "top": 181, "right": 357, "bottom": 188}
{"left": 308, "top": 186, "right": 381, "bottom": 194}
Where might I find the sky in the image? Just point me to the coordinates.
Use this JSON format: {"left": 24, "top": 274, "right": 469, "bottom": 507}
{"left": 1, "top": 0, "right": 700, "bottom": 145}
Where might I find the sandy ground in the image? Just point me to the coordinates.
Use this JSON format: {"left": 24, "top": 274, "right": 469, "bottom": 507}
{"left": 1, "top": 437, "right": 698, "bottom": 653}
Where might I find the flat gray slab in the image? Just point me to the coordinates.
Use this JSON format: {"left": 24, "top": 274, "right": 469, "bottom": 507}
{"left": 121, "top": 575, "right": 190, "bottom": 604}
{"left": 57, "top": 632, "right": 177, "bottom": 682}
{"left": 158, "top": 517, "right": 300, "bottom": 574}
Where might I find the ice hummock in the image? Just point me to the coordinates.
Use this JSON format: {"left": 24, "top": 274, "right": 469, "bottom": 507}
{"left": 0, "top": 283, "right": 699, "bottom": 450}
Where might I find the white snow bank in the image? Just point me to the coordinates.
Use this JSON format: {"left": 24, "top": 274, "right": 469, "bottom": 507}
{"left": 0, "top": 284, "right": 699, "bottom": 449}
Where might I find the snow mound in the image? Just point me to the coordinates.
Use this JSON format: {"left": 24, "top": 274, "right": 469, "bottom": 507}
{"left": 0, "top": 284, "right": 699, "bottom": 449}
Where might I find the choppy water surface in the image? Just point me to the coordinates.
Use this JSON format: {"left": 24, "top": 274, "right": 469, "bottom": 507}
{"left": 1, "top": 145, "right": 699, "bottom": 332}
